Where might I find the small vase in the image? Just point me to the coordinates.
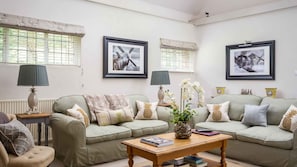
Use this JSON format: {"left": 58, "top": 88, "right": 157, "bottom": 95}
{"left": 174, "top": 122, "right": 191, "bottom": 139}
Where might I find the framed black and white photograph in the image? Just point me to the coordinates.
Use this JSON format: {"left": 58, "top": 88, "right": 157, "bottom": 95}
{"left": 226, "top": 40, "right": 275, "bottom": 80}
{"left": 103, "top": 36, "right": 148, "bottom": 78}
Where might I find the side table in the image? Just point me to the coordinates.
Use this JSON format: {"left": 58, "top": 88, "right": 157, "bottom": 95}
{"left": 16, "top": 112, "right": 51, "bottom": 146}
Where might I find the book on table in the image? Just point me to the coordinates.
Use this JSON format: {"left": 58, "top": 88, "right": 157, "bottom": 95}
{"left": 140, "top": 136, "right": 174, "bottom": 147}
{"left": 191, "top": 128, "right": 220, "bottom": 136}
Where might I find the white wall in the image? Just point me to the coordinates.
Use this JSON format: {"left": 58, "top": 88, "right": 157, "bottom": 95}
{"left": 0, "top": 0, "right": 197, "bottom": 101}
{"left": 196, "top": 7, "right": 297, "bottom": 99}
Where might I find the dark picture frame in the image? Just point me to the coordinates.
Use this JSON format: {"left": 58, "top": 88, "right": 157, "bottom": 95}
{"left": 226, "top": 40, "right": 275, "bottom": 80}
{"left": 103, "top": 36, "right": 148, "bottom": 78}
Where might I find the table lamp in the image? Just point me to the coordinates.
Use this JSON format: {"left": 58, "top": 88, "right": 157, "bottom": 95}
{"left": 150, "top": 71, "right": 170, "bottom": 105}
{"left": 17, "top": 65, "right": 49, "bottom": 113}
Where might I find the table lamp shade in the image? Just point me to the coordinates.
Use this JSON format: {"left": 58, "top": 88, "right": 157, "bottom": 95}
{"left": 18, "top": 65, "right": 49, "bottom": 86}
{"left": 150, "top": 71, "right": 170, "bottom": 85}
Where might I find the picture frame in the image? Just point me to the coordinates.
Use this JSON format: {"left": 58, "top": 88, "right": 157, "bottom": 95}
{"left": 103, "top": 36, "right": 148, "bottom": 78}
{"left": 226, "top": 40, "right": 275, "bottom": 80}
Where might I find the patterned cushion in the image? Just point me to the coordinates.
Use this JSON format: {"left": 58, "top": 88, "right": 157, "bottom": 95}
{"left": 67, "top": 104, "right": 90, "bottom": 127}
{"left": 105, "top": 94, "right": 129, "bottom": 110}
{"left": 84, "top": 95, "right": 110, "bottom": 122}
{"left": 0, "top": 119, "right": 34, "bottom": 156}
{"left": 279, "top": 104, "right": 297, "bottom": 132}
{"left": 135, "top": 100, "right": 158, "bottom": 120}
{"left": 206, "top": 101, "right": 230, "bottom": 122}
{"left": 0, "top": 112, "right": 9, "bottom": 124}
{"left": 242, "top": 104, "right": 269, "bottom": 126}
{"left": 95, "top": 106, "right": 134, "bottom": 126}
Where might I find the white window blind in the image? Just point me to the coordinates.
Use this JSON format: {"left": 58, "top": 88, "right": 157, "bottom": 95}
{"left": 0, "top": 12, "right": 84, "bottom": 66}
{"left": 160, "top": 38, "right": 197, "bottom": 72}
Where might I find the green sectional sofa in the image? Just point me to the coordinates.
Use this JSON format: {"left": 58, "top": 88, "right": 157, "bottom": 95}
{"left": 50, "top": 94, "right": 173, "bottom": 167}
{"left": 193, "top": 94, "right": 297, "bottom": 167}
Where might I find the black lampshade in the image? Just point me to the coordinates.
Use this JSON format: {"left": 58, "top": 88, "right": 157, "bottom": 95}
{"left": 17, "top": 65, "right": 49, "bottom": 86}
{"left": 151, "top": 71, "right": 170, "bottom": 85}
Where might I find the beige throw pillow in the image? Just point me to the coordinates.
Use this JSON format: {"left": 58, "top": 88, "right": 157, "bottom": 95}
{"left": 95, "top": 106, "right": 134, "bottom": 126}
{"left": 84, "top": 95, "right": 110, "bottom": 122}
{"left": 67, "top": 104, "right": 90, "bottom": 127}
{"left": 105, "top": 94, "right": 129, "bottom": 110}
{"left": 206, "top": 101, "right": 230, "bottom": 122}
{"left": 135, "top": 100, "right": 158, "bottom": 120}
{"left": 279, "top": 104, "right": 297, "bottom": 132}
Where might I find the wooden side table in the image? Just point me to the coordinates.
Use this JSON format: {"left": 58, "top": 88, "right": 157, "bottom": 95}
{"left": 16, "top": 113, "right": 51, "bottom": 146}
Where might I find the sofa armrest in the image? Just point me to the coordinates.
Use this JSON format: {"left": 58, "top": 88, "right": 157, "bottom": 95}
{"left": 50, "top": 113, "right": 86, "bottom": 149}
{"left": 191, "top": 107, "right": 209, "bottom": 126}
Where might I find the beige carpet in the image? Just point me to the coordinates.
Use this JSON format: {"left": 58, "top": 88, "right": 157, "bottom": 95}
{"left": 51, "top": 152, "right": 260, "bottom": 167}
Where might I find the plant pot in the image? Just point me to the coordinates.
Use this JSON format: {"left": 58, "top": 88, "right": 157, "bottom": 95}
{"left": 174, "top": 122, "right": 191, "bottom": 139}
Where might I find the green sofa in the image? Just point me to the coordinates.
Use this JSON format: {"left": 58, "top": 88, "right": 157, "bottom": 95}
{"left": 50, "top": 94, "right": 173, "bottom": 167}
{"left": 193, "top": 94, "right": 297, "bottom": 167}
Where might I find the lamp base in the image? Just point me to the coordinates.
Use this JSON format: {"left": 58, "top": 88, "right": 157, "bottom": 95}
{"left": 27, "top": 87, "right": 38, "bottom": 114}
{"left": 157, "top": 85, "right": 165, "bottom": 105}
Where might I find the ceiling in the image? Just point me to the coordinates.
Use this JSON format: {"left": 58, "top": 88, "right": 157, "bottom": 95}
{"left": 140, "top": 0, "right": 281, "bottom": 18}
{"left": 87, "top": 0, "right": 297, "bottom": 25}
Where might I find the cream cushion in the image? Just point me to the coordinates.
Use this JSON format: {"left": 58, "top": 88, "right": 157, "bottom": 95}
{"left": 105, "top": 94, "right": 129, "bottom": 110}
{"left": 279, "top": 104, "right": 297, "bottom": 132}
{"left": 84, "top": 95, "right": 110, "bottom": 122}
{"left": 95, "top": 106, "right": 134, "bottom": 126}
{"left": 206, "top": 101, "right": 230, "bottom": 122}
{"left": 7, "top": 145, "right": 55, "bottom": 167}
{"left": 135, "top": 101, "right": 158, "bottom": 120}
{"left": 67, "top": 104, "right": 90, "bottom": 127}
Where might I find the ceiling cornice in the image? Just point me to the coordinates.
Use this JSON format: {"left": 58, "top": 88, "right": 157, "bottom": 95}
{"left": 86, "top": 0, "right": 192, "bottom": 23}
{"left": 190, "top": 0, "right": 297, "bottom": 26}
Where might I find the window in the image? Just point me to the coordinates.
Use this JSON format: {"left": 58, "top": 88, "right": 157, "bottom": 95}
{"left": 160, "top": 38, "right": 197, "bottom": 72}
{"left": 0, "top": 26, "right": 81, "bottom": 65}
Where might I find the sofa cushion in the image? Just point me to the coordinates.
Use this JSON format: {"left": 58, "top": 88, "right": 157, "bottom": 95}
{"left": 135, "top": 101, "right": 158, "bottom": 120}
{"left": 0, "top": 120, "right": 34, "bottom": 156}
{"left": 195, "top": 121, "right": 248, "bottom": 139}
{"left": 261, "top": 97, "right": 297, "bottom": 125}
{"left": 279, "top": 104, "right": 297, "bottom": 132}
{"left": 210, "top": 95, "right": 262, "bottom": 121}
{"left": 105, "top": 94, "right": 129, "bottom": 110}
{"left": 242, "top": 104, "right": 269, "bottom": 126}
{"left": 95, "top": 106, "right": 134, "bottom": 126}
{"left": 67, "top": 104, "right": 90, "bottom": 127}
{"left": 236, "top": 125, "right": 293, "bottom": 150}
{"left": 84, "top": 95, "right": 110, "bottom": 122}
{"left": 126, "top": 94, "right": 150, "bottom": 116}
{"left": 120, "top": 120, "right": 168, "bottom": 137}
{"left": 206, "top": 101, "right": 230, "bottom": 122}
{"left": 86, "top": 124, "right": 131, "bottom": 144}
{"left": 0, "top": 112, "right": 9, "bottom": 124}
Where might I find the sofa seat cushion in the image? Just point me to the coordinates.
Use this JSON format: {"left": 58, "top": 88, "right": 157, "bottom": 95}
{"left": 120, "top": 120, "right": 168, "bottom": 137}
{"left": 236, "top": 125, "right": 293, "bottom": 150}
{"left": 86, "top": 124, "right": 131, "bottom": 144}
{"left": 195, "top": 121, "right": 249, "bottom": 139}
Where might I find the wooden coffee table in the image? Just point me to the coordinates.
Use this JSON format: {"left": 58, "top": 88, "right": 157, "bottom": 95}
{"left": 122, "top": 132, "right": 232, "bottom": 167}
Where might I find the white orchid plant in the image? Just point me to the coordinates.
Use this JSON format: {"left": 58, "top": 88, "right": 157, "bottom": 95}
{"left": 165, "top": 79, "right": 205, "bottom": 124}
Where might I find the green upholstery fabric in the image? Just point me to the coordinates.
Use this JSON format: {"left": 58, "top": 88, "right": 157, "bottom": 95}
{"left": 210, "top": 94, "right": 262, "bottom": 121}
{"left": 120, "top": 120, "right": 168, "bottom": 137}
{"left": 236, "top": 125, "right": 293, "bottom": 150}
{"left": 86, "top": 124, "right": 131, "bottom": 144}
{"left": 52, "top": 95, "right": 91, "bottom": 118}
{"left": 261, "top": 97, "right": 297, "bottom": 125}
{"left": 195, "top": 121, "right": 248, "bottom": 139}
